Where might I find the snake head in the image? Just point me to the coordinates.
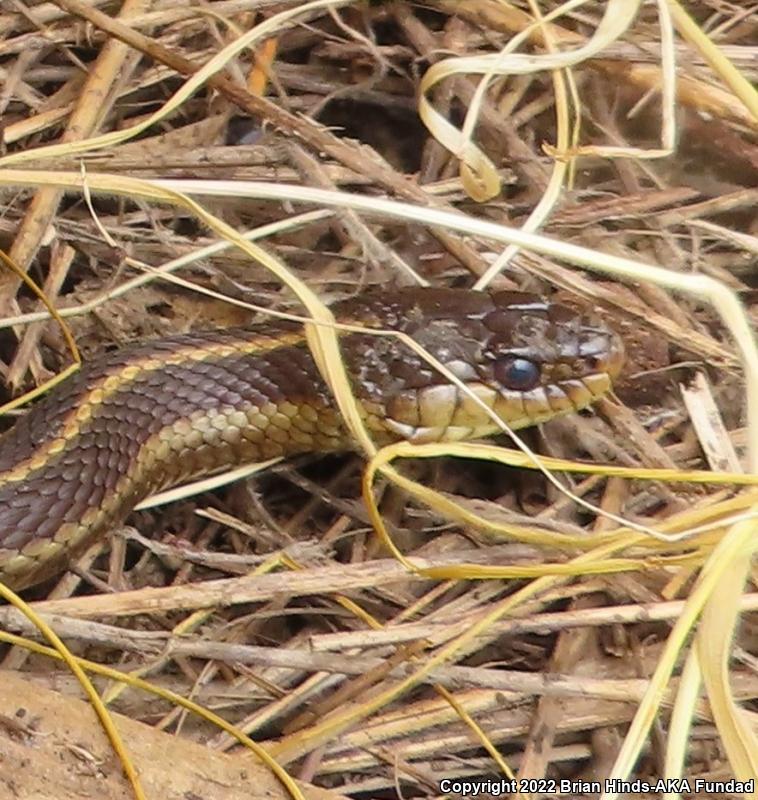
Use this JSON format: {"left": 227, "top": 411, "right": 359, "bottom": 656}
{"left": 341, "top": 289, "right": 624, "bottom": 444}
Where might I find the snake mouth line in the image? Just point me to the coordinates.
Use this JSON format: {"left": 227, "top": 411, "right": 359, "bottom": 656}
{"left": 384, "top": 369, "right": 619, "bottom": 445}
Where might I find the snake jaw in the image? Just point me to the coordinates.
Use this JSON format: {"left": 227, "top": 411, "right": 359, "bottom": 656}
{"left": 382, "top": 372, "right": 619, "bottom": 446}
{"left": 382, "top": 299, "right": 624, "bottom": 443}
{"left": 382, "top": 318, "right": 624, "bottom": 446}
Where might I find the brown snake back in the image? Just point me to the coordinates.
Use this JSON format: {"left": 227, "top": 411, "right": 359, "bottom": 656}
{"left": 0, "top": 288, "right": 624, "bottom": 589}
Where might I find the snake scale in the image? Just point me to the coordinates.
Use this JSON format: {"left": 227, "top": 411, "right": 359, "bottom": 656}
{"left": 0, "top": 288, "right": 624, "bottom": 589}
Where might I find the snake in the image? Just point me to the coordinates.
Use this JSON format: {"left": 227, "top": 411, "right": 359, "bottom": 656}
{"left": 0, "top": 288, "right": 624, "bottom": 590}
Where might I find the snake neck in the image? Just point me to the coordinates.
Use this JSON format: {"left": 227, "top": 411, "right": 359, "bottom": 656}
{"left": 0, "top": 328, "right": 355, "bottom": 588}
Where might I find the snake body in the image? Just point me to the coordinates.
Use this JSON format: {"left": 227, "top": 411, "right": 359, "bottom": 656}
{"left": 0, "top": 289, "right": 624, "bottom": 589}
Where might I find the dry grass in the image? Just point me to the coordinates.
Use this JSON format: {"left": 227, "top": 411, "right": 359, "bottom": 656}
{"left": 0, "top": 1, "right": 757, "bottom": 798}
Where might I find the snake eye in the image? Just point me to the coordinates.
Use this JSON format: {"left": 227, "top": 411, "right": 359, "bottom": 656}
{"left": 494, "top": 356, "right": 541, "bottom": 391}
